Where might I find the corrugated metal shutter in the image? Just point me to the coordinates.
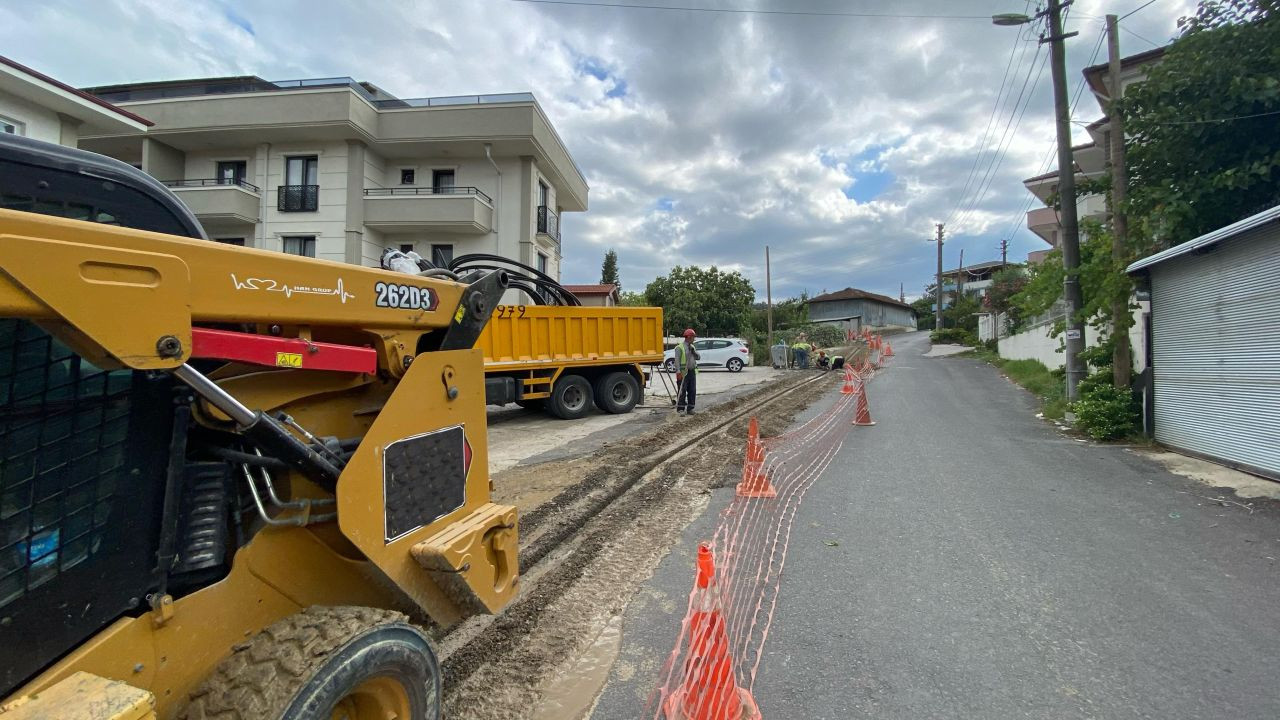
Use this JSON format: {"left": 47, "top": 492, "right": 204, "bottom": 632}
{"left": 1150, "top": 224, "right": 1280, "bottom": 478}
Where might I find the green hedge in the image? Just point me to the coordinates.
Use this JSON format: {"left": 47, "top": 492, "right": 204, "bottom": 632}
{"left": 930, "top": 328, "right": 978, "bottom": 346}
{"left": 1073, "top": 383, "right": 1140, "bottom": 441}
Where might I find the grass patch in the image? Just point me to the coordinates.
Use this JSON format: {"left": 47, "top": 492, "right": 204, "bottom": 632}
{"left": 958, "top": 349, "right": 1068, "bottom": 419}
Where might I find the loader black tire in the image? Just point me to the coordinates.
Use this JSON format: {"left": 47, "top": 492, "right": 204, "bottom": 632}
{"left": 593, "top": 371, "right": 640, "bottom": 414}
{"left": 548, "top": 374, "right": 593, "bottom": 420}
{"left": 182, "top": 606, "right": 440, "bottom": 720}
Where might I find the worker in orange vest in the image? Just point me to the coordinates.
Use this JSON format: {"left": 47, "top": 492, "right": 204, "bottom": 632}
{"left": 674, "top": 328, "right": 700, "bottom": 415}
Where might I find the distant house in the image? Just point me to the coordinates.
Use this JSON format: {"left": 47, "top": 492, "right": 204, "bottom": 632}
{"left": 807, "top": 288, "right": 917, "bottom": 332}
{"left": 1126, "top": 204, "right": 1280, "bottom": 480}
{"left": 563, "top": 283, "right": 620, "bottom": 307}
{"left": 939, "top": 260, "right": 1020, "bottom": 304}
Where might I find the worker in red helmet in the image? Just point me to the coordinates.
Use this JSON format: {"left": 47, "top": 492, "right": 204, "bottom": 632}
{"left": 674, "top": 328, "right": 701, "bottom": 415}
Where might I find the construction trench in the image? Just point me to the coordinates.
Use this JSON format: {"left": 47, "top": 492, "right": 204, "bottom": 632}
{"left": 438, "top": 346, "right": 872, "bottom": 719}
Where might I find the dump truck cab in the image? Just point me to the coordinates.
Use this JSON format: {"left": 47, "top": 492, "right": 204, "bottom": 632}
{"left": 0, "top": 134, "right": 518, "bottom": 719}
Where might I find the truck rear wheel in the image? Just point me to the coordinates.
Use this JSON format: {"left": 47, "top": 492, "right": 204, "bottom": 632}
{"left": 594, "top": 371, "right": 640, "bottom": 414}
{"left": 183, "top": 606, "right": 440, "bottom": 720}
{"left": 548, "top": 374, "right": 593, "bottom": 420}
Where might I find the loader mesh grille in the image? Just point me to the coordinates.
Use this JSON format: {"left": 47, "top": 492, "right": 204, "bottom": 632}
{"left": 0, "top": 320, "right": 169, "bottom": 696}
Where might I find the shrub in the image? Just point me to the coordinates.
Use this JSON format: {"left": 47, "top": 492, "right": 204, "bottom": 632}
{"left": 930, "top": 328, "right": 978, "bottom": 346}
{"left": 1073, "top": 384, "right": 1140, "bottom": 440}
{"left": 1077, "top": 369, "right": 1114, "bottom": 395}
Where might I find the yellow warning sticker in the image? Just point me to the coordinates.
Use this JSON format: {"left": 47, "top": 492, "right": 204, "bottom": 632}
{"left": 275, "top": 352, "right": 303, "bottom": 368}
{"left": 454, "top": 305, "right": 466, "bottom": 323}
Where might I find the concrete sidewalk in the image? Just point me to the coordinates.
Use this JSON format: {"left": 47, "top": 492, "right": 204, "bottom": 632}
{"left": 589, "top": 331, "right": 1280, "bottom": 719}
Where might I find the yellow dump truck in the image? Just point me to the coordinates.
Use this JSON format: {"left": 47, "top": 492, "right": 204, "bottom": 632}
{"left": 0, "top": 134, "right": 517, "bottom": 719}
{"left": 477, "top": 304, "right": 665, "bottom": 419}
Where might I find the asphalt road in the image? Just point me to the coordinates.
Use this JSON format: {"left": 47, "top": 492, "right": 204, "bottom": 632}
{"left": 591, "top": 331, "right": 1280, "bottom": 719}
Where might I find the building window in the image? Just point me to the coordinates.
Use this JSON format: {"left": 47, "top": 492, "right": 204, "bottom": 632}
{"left": 400, "top": 169, "right": 415, "bottom": 185}
{"left": 538, "top": 180, "right": 549, "bottom": 208}
{"left": 431, "top": 244, "right": 453, "bottom": 267}
{"left": 0, "top": 115, "right": 23, "bottom": 136}
{"left": 399, "top": 243, "right": 415, "bottom": 254}
{"left": 282, "top": 235, "right": 316, "bottom": 257}
{"left": 280, "top": 156, "right": 319, "bottom": 211}
{"left": 432, "top": 169, "right": 455, "bottom": 193}
{"left": 215, "top": 237, "right": 246, "bottom": 246}
{"left": 217, "top": 161, "right": 247, "bottom": 186}
{"left": 536, "top": 252, "right": 548, "bottom": 275}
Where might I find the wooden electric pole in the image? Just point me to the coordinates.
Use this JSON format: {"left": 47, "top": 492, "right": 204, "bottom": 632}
{"left": 765, "top": 245, "right": 773, "bottom": 350}
{"left": 933, "top": 223, "right": 945, "bottom": 330}
{"left": 1107, "top": 14, "right": 1132, "bottom": 389}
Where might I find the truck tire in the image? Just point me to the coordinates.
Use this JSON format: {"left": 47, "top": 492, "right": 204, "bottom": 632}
{"left": 548, "top": 374, "right": 593, "bottom": 420}
{"left": 593, "top": 371, "right": 640, "bottom": 414}
{"left": 183, "top": 606, "right": 440, "bottom": 720}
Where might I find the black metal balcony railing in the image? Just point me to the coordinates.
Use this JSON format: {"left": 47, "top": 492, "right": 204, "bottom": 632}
{"left": 163, "top": 178, "right": 260, "bottom": 192}
{"left": 537, "top": 205, "right": 560, "bottom": 243}
{"left": 277, "top": 184, "right": 319, "bottom": 212}
{"left": 363, "top": 186, "right": 492, "bottom": 204}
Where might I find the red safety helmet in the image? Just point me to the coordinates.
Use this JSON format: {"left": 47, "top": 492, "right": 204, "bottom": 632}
{"left": 683, "top": 328, "right": 696, "bottom": 338}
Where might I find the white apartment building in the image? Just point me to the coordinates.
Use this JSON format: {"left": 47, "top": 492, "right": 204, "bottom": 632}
{"left": 76, "top": 75, "right": 587, "bottom": 285}
{"left": 1021, "top": 47, "right": 1164, "bottom": 260}
{"left": 0, "top": 55, "right": 151, "bottom": 146}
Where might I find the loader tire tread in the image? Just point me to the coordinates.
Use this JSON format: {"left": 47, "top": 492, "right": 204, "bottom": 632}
{"left": 181, "top": 606, "right": 412, "bottom": 720}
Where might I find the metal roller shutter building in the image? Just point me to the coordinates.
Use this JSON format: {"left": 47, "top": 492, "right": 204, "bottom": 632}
{"left": 1127, "top": 205, "right": 1280, "bottom": 480}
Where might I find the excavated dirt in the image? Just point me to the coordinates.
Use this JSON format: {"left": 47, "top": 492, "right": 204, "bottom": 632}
{"left": 437, "top": 367, "right": 845, "bottom": 719}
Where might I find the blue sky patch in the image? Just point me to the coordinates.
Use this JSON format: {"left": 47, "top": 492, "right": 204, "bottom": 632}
{"left": 656, "top": 197, "right": 674, "bottom": 211}
{"left": 222, "top": 5, "right": 254, "bottom": 35}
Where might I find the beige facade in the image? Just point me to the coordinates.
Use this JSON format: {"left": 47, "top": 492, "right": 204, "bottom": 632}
{"left": 77, "top": 77, "right": 587, "bottom": 291}
{"left": 0, "top": 56, "right": 150, "bottom": 146}
{"left": 1020, "top": 48, "right": 1163, "bottom": 254}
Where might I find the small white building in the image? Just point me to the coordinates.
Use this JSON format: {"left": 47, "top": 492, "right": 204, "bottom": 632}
{"left": 562, "top": 284, "right": 620, "bottom": 307}
{"left": 1127, "top": 205, "right": 1280, "bottom": 480}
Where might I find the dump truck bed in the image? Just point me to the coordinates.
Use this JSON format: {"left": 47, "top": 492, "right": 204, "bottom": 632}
{"left": 478, "top": 304, "right": 664, "bottom": 369}
{"left": 475, "top": 304, "right": 664, "bottom": 417}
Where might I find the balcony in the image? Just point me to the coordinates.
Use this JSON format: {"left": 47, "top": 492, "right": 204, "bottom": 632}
{"left": 537, "top": 205, "right": 560, "bottom": 243}
{"left": 278, "top": 184, "right": 319, "bottom": 212}
{"left": 164, "top": 178, "right": 261, "bottom": 225}
{"left": 363, "top": 186, "right": 493, "bottom": 234}
{"left": 1026, "top": 206, "right": 1060, "bottom": 246}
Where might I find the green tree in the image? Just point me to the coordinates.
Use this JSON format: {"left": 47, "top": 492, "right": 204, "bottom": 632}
{"left": 600, "top": 249, "right": 620, "bottom": 288}
{"left": 984, "top": 266, "right": 1029, "bottom": 330}
{"left": 910, "top": 294, "right": 935, "bottom": 331}
{"left": 1123, "top": 0, "right": 1280, "bottom": 247}
{"left": 644, "top": 265, "right": 755, "bottom": 337}
{"left": 618, "top": 290, "right": 647, "bottom": 307}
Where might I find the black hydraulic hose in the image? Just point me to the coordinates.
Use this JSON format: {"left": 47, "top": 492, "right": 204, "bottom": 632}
{"left": 203, "top": 445, "right": 293, "bottom": 471}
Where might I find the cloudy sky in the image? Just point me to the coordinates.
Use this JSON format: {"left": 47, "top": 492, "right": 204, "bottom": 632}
{"left": 2, "top": 0, "right": 1193, "bottom": 300}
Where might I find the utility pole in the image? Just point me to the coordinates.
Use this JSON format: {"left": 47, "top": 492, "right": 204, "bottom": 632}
{"left": 957, "top": 248, "right": 965, "bottom": 299}
{"left": 900, "top": 282, "right": 905, "bottom": 304}
{"left": 765, "top": 245, "right": 773, "bottom": 350}
{"left": 999, "top": 238, "right": 1009, "bottom": 266}
{"left": 1046, "top": 0, "right": 1086, "bottom": 402}
{"left": 1107, "top": 13, "right": 1132, "bottom": 389}
{"left": 933, "top": 223, "right": 945, "bottom": 330}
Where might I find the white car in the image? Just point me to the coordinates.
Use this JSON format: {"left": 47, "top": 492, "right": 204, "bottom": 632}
{"left": 663, "top": 337, "right": 752, "bottom": 373}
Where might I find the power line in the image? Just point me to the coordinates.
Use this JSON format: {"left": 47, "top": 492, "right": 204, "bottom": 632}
{"left": 1152, "top": 108, "right": 1280, "bottom": 125}
{"left": 1120, "top": 0, "right": 1160, "bottom": 20}
{"left": 996, "top": 25, "right": 1107, "bottom": 249}
{"left": 943, "top": 8, "right": 1034, "bottom": 228}
{"left": 509, "top": 0, "right": 993, "bottom": 19}
{"left": 1120, "top": 24, "right": 1163, "bottom": 48}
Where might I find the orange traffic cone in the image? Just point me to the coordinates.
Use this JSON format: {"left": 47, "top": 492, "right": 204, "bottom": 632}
{"left": 736, "top": 417, "right": 776, "bottom": 498}
{"left": 852, "top": 381, "right": 876, "bottom": 426}
{"left": 883, "top": 342, "right": 895, "bottom": 358}
{"left": 665, "top": 545, "right": 762, "bottom": 720}
{"left": 840, "top": 368, "right": 856, "bottom": 394}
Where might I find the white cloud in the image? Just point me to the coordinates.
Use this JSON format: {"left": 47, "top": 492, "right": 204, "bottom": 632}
{"left": 0, "top": 0, "right": 1190, "bottom": 298}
